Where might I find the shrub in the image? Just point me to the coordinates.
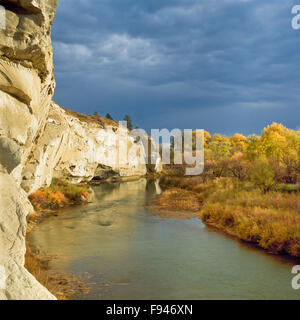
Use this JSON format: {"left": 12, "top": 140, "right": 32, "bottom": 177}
{"left": 29, "top": 179, "right": 89, "bottom": 211}
{"left": 250, "top": 158, "right": 275, "bottom": 193}
{"left": 199, "top": 186, "right": 300, "bottom": 257}
{"left": 227, "top": 153, "right": 250, "bottom": 180}
{"left": 29, "top": 190, "right": 68, "bottom": 210}
{"left": 155, "top": 188, "right": 201, "bottom": 211}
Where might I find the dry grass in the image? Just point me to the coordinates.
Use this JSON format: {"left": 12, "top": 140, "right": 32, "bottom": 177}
{"left": 201, "top": 203, "right": 300, "bottom": 257}
{"left": 25, "top": 243, "right": 89, "bottom": 300}
{"left": 29, "top": 178, "right": 89, "bottom": 211}
{"left": 25, "top": 243, "right": 51, "bottom": 291}
{"left": 200, "top": 185, "right": 300, "bottom": 257}
{"left": 62, "top": 107, "right": 117, "bottom": 128}
{"left": 158, "top": 176, "right": 300, "bottom": 257}
{"left": 155, "top": 188, "right": 201, "bottom": 212}
{"left": 26, "top": 178, "right": 91, "bottom": 299}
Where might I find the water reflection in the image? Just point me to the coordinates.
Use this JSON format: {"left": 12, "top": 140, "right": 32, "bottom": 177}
{"left": 28, "top": 179, "right": 300, "bottom": 300}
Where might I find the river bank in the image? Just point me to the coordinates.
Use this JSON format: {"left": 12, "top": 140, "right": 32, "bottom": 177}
{"left": 25, "top": 240, "right": 90, "bottom": 300}
{"left": 27, "top": 176, "right": 149, "bottom": 232}
{"left": 146, "top": 187, "right": 200, "bottom": 219}
{"left": 25, "top": 176, "right": 150, "bottom": 299}
{"left": 26, "top": 199, "right": 92, "bottom": 299}
{"left": 157, "top": 176, "right": 300, "bottom": 258}
{"left": 26, "top": 174, "right": 300, "bottom": 300}
{"left": 25, "top": 178, "right": 101, "bottom": 299}
{"left": 26, "top": 179, "right": 300, "bottom": 300}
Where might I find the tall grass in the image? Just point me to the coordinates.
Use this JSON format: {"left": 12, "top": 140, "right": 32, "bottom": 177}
{"left": 201, "top": 185, "right": 300, "bottom": 257}
{"left": 29, "top": 178, "right": 89, "bottom": 211}
{"left": 155, "top": 188, "right": 201, "bottom": 211}
{"left": 159, "top": 176, "right": 300, "bottom": 257}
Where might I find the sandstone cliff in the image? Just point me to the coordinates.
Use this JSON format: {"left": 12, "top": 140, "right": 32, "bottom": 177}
{"left": 0, "top": 0, "right": 161, "bottom": 300}
{"left": 21, "top": 102, "right": 159, "bottom": 194}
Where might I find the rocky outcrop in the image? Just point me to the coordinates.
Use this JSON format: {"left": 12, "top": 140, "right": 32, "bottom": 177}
{"left": 0, "top": 0, "right": 161, "bottom": 300}
{"left": 0, "top": 0, "right": 58, "bottom": 300}
{"left": 0, "top": 165, "right": 55, "bottom": 300}
{"left": 21, "top": 102, "right": 157, "bottom": 194}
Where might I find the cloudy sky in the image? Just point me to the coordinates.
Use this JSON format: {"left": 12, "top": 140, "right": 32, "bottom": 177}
{"left": 52, "top": 0, "right": 300, "bottom": 135}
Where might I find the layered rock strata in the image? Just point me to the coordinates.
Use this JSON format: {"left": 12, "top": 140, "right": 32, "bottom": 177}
{"left": 0, "top": 0, "right": 161, "bottom": 300}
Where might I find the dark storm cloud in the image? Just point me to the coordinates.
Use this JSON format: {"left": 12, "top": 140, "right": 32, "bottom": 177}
{"left": 52, "top": 0, "right": 300, "bottom": 135}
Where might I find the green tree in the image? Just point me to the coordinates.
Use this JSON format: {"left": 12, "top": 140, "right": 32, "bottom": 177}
{"left": 208, "top": 134, "right": 232, "bottom": 161}
{"left": 245, "top": 134, "right": 261, "bottom": 161}
{"left": 94, "top": 111, "right": 99, "bottom": 116}
{"left": 123, "top": 115, "right": 133, "bottom": 131}
{"left": 106, "top": 113, "right": 113, "bottom": 120}
{"left": 250, "top": 157, "right": 275, "bottom": 193}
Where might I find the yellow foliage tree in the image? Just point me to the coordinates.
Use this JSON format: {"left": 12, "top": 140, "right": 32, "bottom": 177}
{"left": 230, "top": 133, "right": 247, "bottom": 153}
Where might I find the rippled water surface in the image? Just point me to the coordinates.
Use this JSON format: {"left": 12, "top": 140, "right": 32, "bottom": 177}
{"left": 28, "top": 179, "right": 300, "bottom": 300}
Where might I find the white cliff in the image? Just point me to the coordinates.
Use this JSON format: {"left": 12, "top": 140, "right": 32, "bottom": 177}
{"left": 0, "top": 0, "right": 161, "bottom": 300}
{"left": 21, "top": 102, "right": 156, "bottom": 194}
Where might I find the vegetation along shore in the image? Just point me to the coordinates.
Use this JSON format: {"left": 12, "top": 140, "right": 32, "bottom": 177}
{"left": 155, "top": 123, "right": 300, "bottom": 258}
{"left": 26, "top": 178, "right": 92, "bottom": 299}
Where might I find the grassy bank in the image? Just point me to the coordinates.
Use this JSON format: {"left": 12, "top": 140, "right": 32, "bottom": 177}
{"left": 25, "top": 241, "right": 89, "bottom": 300}
{"left": 155, "top": 187, "right": 201, "bottom": 211}
{"left": 28, "top": 178, "right": 90, "bottom": 212}
{"left": 26, "top": 178, "right": 92, "bottom": 299}
{"left": 158, "top": 176, "right": 300, "bottom": 257}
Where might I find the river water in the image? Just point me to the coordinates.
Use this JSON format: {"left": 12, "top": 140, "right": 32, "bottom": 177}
{"left": 28, "top": 179, "right": 300, "bottom": 300}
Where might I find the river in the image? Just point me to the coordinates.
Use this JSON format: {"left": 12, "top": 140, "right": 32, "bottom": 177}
{"left": 28, "top": 179, "right": 300, "bottom": 300}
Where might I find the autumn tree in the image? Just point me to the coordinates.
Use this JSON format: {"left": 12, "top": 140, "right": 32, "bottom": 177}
{"left": 244, "top": 134, "right": 261, "bottom": 160}
{"left": 260, "top": 123, "right": 289, "bottom": 162}
{"left": 250, "top": 157, "right": 275, "bottom": 193}
{"left": 230, "top": 133, "right": 247, "bottom": 153}
{"left": 227, "top": 152, "right": 250, "bottom": 180}
{"left": 207, "top": 134, "right": 232, "bottom": 161}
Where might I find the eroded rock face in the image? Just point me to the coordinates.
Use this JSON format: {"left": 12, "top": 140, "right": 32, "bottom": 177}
{"left": 0, "top": 165, "right": 56, "bottom": 300}
{"left": 0, "top": 0, "right": 57, "bottom": 185}
{"left": 0, "top": 0, "right": 161, "bottom": 300}
{"left": 21, "top": 103, "right": 153, "bottom": 194}
{"left": 0, "top": 0, "right": 57, "bottom": 300}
